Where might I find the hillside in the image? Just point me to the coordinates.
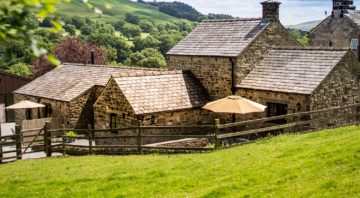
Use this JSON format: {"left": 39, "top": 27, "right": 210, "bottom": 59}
{"left": 1, "top": 126, "right": 360, "bottom": 197}
{"left": 56, "top": 0, "right": 184, "bottom": 24}
{"left": 287, "top": 20, "right": 322, "bottom": 32}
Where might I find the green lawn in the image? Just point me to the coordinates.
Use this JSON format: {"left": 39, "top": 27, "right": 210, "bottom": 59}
{"left": 57, "top": 0, "right": 184, "bottom": 24}
{"left": 1, "top": 126, "right": 360, "bottom": 197}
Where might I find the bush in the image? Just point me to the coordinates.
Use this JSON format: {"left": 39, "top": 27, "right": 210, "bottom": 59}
{"left": 125, "top": 13, "right": 140, "bottom": 24}
{"left": 6, "top": 63, "right": 32, "bottom": 77}
{"left": 122, "top": 23, "right": 141, "bottom": 38}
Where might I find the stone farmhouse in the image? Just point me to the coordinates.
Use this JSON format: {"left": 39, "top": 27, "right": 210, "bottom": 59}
{"left": 310, "top": 0, "right": 359, "bottom": 49}
{"left": 12, "top": 0, "right": 360, "bottom": 130}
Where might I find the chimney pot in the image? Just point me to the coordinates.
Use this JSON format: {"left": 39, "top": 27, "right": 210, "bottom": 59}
{"left": 261, "top": 0, "right": 281, "bottom": 22}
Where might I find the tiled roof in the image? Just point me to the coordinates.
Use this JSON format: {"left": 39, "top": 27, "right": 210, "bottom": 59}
{"left": 167, "top": 19, "right": 269, "bottom": 57}
{"left": 238, "top": 48, "right": 348, "bottom": 94}
{"left": 346, "top": 10, "right": 360, "bottom": 27}
{"left": 14, "top": 63, "right": 165, "bottom": 102}
{"left": 114, "top": 71, "right": 208, "bottom": 115}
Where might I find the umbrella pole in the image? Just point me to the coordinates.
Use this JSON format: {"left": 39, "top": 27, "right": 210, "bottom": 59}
{"left": 232, "top": 114, "right": 236, "bottom": 123}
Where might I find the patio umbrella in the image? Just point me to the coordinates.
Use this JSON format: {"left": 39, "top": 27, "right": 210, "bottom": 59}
{"left": 6, "top": 100, "right": 45, "bottom": 110}
{"left": 203, "top": 96, "right": 266, "bottom": 121}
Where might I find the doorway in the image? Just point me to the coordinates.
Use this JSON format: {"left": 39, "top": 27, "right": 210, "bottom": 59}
{"left": 266, "top": 102, "right": 288, "bottom": 124}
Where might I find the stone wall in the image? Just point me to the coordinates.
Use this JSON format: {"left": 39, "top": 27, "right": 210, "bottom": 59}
{"left": 69, "top": 86, "right": 104, "bottom": 129}
{"left": 310, "top": 16, "right": 359, "bottom": 48}
{"left": 311, "top": 52, "right": 360, "bottom": 109}
{"left": 167, "top": 56, "right": 232, "bottom": 100}
{"left": 13, "top": 94, "right": 70, "bottom": 128}
{"left": 14, "top": 86, "right": 102, "bottom": 129}
{"left": 236, "top": 88, "right": 310, "bottom": 120}
{"left": 94, "top": 78, "right": 139, "bottom": 129}
{"left": 236, "top": 22, "right": 300, "bottom": 84}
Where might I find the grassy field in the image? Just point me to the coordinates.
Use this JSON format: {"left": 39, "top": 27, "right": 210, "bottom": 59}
{"left": 1, "top": 126, "right": 360, "bottom": 197}
{"left": 57, "top": 0, "right": 183, "bottom": 24}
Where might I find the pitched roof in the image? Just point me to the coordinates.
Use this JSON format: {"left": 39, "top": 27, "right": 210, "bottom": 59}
{"left": 14, "top": 63, "right": 166, "bottom": 102}
{"left": 167, "top": 19, "right": 269, "bottom": 57}
{"left": 346, "top": 10, "right": 360, "bottom": 27}
{"left": 114, "top": 71, "right": 208, "bottom": 115}
{"left": 238, "top": 48, "right": 348, "bottom": 94}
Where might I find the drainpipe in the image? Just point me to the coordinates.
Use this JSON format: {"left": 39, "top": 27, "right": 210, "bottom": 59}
{"left": 230, "top": 58, "right": 236, "bottom": 95}
{"left": 230, "top": 58, "right": 236, "bottom": 122}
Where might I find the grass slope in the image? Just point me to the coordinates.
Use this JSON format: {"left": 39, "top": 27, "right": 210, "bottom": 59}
{"left": 57, "top": 0, "right": 183, "bottom": 24}
{"left": 1, "top": 126, "right": 360, "bottom": 197}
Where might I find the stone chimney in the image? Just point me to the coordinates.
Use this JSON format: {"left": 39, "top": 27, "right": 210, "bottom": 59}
{"left": 261, "top": 0, "right": 281, "bottom": 22}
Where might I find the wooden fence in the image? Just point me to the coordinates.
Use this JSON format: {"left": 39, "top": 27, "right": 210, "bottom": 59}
{"left": 1, "top": 103, "right": 360, "bottom": 163}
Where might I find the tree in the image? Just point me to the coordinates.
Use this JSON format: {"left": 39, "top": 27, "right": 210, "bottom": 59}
{"left": 126, "top": 48, "right": 166, "bottom": 68}
{"left": 125, "top": 13, "right": 140, "bottom": 24}
{"left": 133, "top": 35, "right": 160, "bottom": 51}
{"left": 122, "top": 23, "right": 141, "bottom": 38}
{"left": 139, "top": 21, "right": 155, "bottom": 33}
{"left": 55, "top": 37, "right": 107, "bottom": 64}
{"left": 64, "top": 24, "right": 77, "bottom": 36}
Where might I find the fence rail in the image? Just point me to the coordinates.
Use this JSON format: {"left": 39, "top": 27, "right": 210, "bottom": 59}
{"left": 1, "top": 103, "right": 360, "bottom": 163}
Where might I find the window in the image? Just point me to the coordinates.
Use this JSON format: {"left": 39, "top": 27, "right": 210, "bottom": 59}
{"left": 43, "top": 103, "right": 52, "bottom": 117}
{"left": 350, "top": 38, "right": 358, "bottom": 50}
{"left": 109, "top": 113, "right": 118, "bottom": 129}
{"left": 329, "top": 40, "right": 333, "bottom": 47}
{"left": 25, "top": 109, "right": 32, "bottom": 120}
{"left": 296, "top": 103, "right": 302, "bottom": 112}
{"left": 266, "top": 102, "right": 288, "bottom": 124}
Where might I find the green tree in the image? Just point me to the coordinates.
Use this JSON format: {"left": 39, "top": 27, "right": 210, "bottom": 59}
{"left": 126, "top": 48, "right": 166, "bottom": 68}
{"left": 122, "top": 23, "right": 141, "bottom": 38}
{"left": 133, "top": 35, "right": 160, "bottom": 51}
{"left": 139, "top": 21, "right": 155, "bottom": 33}
{"left": 125, "top": 13, "right": 140, "bottom": 24}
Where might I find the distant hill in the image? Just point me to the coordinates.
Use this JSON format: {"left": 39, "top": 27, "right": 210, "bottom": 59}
{"left": 287, "top": 20, "right": 322, "bottom": 32}
{"left": 56, "top": 0, "right": 184, "bottom": 24}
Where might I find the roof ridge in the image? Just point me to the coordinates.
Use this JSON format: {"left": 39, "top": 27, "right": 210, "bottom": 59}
{"left": 61, "top": 63, "right": 168, "bottom": 71}
{"left": 112, "top": 70, "right": 184, "bottom": 78}
{"left": 202, "top": 18, "right": 262, "bottom": 22}
{"left": 270, "top": 47, "right": 349, "bottom": 51}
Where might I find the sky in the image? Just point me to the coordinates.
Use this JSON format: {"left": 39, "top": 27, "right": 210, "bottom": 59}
{"left": 153, "top": 0, "right": 360, "bottom": 25}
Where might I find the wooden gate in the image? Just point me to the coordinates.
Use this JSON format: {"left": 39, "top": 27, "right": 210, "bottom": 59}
{"left": 21, "top": 118, "right": 51, "bottom": 155}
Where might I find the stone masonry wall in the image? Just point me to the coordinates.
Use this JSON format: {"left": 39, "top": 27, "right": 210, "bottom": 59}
{"left": 236, "top": 22, "right": 300, "bottom": 84}
{"left": 69, "top": 86, "right": 104, "bottom": 129}
{"left": 94, "top": 78, "right": 139, "bottom": 129}
{"left": 236, "top": 88, "right": 310, "bottom": 121}
{"left": 310, "top": 16, "right": 359, "bottom": 48}
{"left": 167, "top": 56, "right": 232, "bottom": 100}
{"left": 13, "top": 94, "right": 70, "bottom": 128}
{"left": 311, "top": 52, "right": 360, "bottom": 110}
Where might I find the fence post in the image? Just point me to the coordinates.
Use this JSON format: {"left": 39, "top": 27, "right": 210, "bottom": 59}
{"left": 214, "top": 119, "right": 220, "bottom": 150}
{"left": 137, "top": 122, "right": 143, "bottom": 154}
{"left": 88, "top": 124, "right": 93, "bottom": 155}
{"left": 61, "top": 124, "right": 66, "bottom": 156}
{"left": 0, "top": 124, "right": 2, "bottom": 163}
{"left": 15, "top": 125, "right": 22, "bottom": 160}
{"left": 44, "top": 122, "right": 52, "bottom": 157}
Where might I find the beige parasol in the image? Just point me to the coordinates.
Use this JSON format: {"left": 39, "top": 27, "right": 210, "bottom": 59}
{"left": 6, "top": 100, "right": 45, "bottom": 110}
{"left": 203, "top": 96, "right": 266, "bottom": 114}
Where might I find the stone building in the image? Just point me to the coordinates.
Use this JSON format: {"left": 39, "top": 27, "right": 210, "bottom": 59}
{"left": 310, "top": 0, "right": 359, "bottom": 49}
{"left": 13, "top": 63, "right": 164, "bottom": 128}
{"left": 167, "top": 0, "right": 300, "bottom": 100}
{"left": 94, "top": 70, "right": 211, "bottom": 130}
{"left": 237, "top": 48, "right": 360, "bottom": 119}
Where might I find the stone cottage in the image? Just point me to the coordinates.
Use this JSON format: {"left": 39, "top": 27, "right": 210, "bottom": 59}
{"left": 94, "top": 70, "right": 211, "bottom": 129}
{"left": 237, "top": 48, "right": 360, "bottom": 120}
{"left": 167, "top": 0, "right": 300, "bottom": 100}
{"left": 310, "top": 0, "right": 359, "bottom": 49}
{"left": 13, "top": 63, "right": 165, "bottom": 128}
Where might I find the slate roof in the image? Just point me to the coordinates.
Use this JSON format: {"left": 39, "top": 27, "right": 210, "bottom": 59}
{"left": 167, "top": 19, "right": 269, "bottom": 57}
{"left": 114, "top": 71, "right": 208, "bottom": 115}
{"left": 14, "top": 64, "right": 166, "bottom": 102}
{"left": 238, "top": 48, "right": 348, "bottom": 94}
{"left": 346, "top": 10, "right": 360, "bottom": 27}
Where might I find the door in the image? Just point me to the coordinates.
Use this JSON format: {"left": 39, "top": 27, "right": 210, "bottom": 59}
{"left": 266, "top": 102, "right": 288, "bottom": 124}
